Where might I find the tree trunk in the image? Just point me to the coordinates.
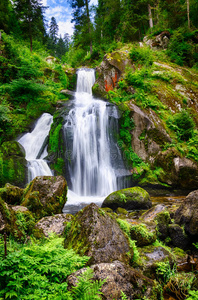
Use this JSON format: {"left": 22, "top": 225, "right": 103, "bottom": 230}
{"left": 85, "top": 0, "right": 92, "bottom": 55}
{"left": 148, "top": 3, "right": 153, "bottom": 29}
{"left": 187, "top": 0, "right": 190, "bottom": 28}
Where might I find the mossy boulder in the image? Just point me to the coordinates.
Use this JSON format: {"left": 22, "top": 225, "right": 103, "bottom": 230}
{"left": 64, "top": 203, "right": 132, "bottom": 265}
{"left": 21, "top": 175, "right": 67, "bottom": 220}
{"left": 155, "top": 210, "right": 172, "bottom": 241}
{"left": 102, "top": 186, "right": 152, "bottom": 211}
{"left": 137, "top": 244, "right": 174, "bottom": 279}
{"left": 0, "top": 196, "right": 35, "bottom": 240}
{"left": 0, "top": 141, "right": 27, "bottom": 188}
{"left": 0, "top": 183, "right": 24, "bottom": 205}
{"left": 130, "top": 224, "right": 156, "bottom": 247}
{"left": 35, "top": 213, "right": 73, "bottom": 238}
{"left": 174, "top": 190, "right": 198, "bottom": 237}
{"left": 168, "top": 224, "right": 190, "bottom": 249}
{"left": 67, "top": 260, "right": 162, "bottom": 300}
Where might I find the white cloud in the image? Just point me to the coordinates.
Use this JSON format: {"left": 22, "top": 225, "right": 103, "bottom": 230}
{"left": 58, "top": 20, "right": 74, "bottom": 37}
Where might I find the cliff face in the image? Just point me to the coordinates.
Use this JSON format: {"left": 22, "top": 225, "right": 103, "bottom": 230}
{"left": 92, "top": 46, "right": 198, "bottom": 191}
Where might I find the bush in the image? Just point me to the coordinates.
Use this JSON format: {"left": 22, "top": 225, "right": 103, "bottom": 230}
{"left": 0, "top": 235, "right": 104, "bottom": 299}
{"left": 166, "top": 109, "right": 195, "bottom": 141}
{"left": 129, "top": 45, "right": 154, "bottom": 66}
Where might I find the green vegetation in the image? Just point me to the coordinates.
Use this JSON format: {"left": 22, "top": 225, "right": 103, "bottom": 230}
{"left": 0, "top": 235, "right": 104, "bottom": 299}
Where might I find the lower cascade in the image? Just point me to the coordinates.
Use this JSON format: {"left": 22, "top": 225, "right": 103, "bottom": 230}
{"left": 63, "top": 68, "right": 130, "bottom": 213}
{"left": 18, "top": 113, "right": 53, "bottom": 182}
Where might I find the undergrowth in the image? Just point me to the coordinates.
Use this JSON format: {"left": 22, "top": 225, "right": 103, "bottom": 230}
{"left": 0, "top": 235, "right": 104, "bottom": 299}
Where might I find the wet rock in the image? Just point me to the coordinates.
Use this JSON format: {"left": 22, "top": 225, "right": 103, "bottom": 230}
{"left": 168, "top": 224, "right": 190, "bottom": 249}
{"left": 137, "top": 245, "right": 174, "bottom": 279}
{"left": 35, "top": 213, "right": 73, "bottom": 237}
{"left": 0, "top": 183, "right": 24, "bottom": 205}
{"left": 21, "top": 176, "right": 67, "bottom": 220}
{"left": 64, "top": 203, "right": 132, "bottom": 265}
{"left": 102, "top": 187, "right": 152, "bottom": 211}
{"left": 67, "top": 260, "right": 162, "bottom": 300}
{"left": 141, "top": 204, "right": 166, "bottom": 222}
{"left": 0, "top": 141, "right": 27, "bottom": 188}
{"left": 174, "top": 190, "right": 198, "bottom": 237}
{"left": 130, "top": 224, "right": 156, "bottom": 247}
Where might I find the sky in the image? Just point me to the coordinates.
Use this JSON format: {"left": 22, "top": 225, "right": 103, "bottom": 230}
{"left": 41, "top": 0, "right": 97, "bottom": 38}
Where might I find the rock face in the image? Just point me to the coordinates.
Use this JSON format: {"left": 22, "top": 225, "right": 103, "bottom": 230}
{"left": 0, "top": 183, "right": 24, "bottom": 205}
{"left": 22, "top": 176, "right": 67, "bottom": 219}
{"left": 92, "top": 51, "right": 133, "bottom": 98}
{"left": 64, "top": 203, "right": 132, "bottom": 265}
{"left": 154, "top": 150, "right": 198, "bottom": 189}
{"left": 67, "top": 260, "right": 162, "bottom": 300}
{"left": 0, "top": 141, "right": 27, "bottom": 188}
{"left": 168, "top": 224, "right": 190, "bottom": 249}
{"left": 130, "top": 224, "right": 156, "bottom": 247}
{"left": 35, "top": 214, "right": 72, "bottom": 237}
{"left": 174, "top": 190, "right": 198, "bottom": 237}
{"left": 102, "top": 187, "right": 152, "bottom": 211}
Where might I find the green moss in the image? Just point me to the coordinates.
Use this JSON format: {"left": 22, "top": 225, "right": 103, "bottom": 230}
{"left": 130, "top": 224, "right": 156, "bottom": 246}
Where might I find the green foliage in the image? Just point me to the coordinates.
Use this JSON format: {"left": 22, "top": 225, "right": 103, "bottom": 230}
{"left": 156, "top": 262, "right": 177, "bottom": 284}
{"left": 0, "top": 235, "right": 103, "bottom": 299}
{"left": 166, "top": 109, "right": 195, "bottom": 141}
{"left": 129, "top": 45, "right": 154, "bottom": 66}
{"left": 186, "top": 290, "right": 198, "bottom": 300}
{"left": 116, "top": 218, "right": 139, "bottom": 263}
{"left": 120, "top": 290, "right": 128, "bottom": 300}
{"left": 49, "top": 123, "right": 62, "bottom": 153}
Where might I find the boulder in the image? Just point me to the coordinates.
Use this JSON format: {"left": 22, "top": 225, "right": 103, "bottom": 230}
{"left": 141, "top": 204, "right": 166, "bottom": 222}
{"left": 168, "top": 224, "right": 190, "bottom": 249}
{"left": 0, "top": 141, "right": 27, "bottom": 188}
{"left": 0, "top": 197, "right": 11, "bottom": 233}
{"left": 92, "top": 51, "right": 133, "bottom": 98}
{"left": 154, "top": 150, "right": 198, "bottom": 189}
{"left": 174, "top": 190, "right": 198, "bottom": 237}
{"left": 102, "top": 187, "right": 152, "bottom": 211}
{"left": 67, "top": 260, "right": 162, "bottom": 300}
{"left": 130, "top": 224, "right": 156, "bottom": 247}
{"left": 64, "top": 203, "right": 132, "bottom": 265}
{"left": 143, "top": 31, "right": 171, "bottom": 49}
{"left": 155, "top": 210, "right": 171, "bottom": 241}
{"left": 0, "top": 183, "right": 24, "bottom": 205}
{"left": 35, "top": 213, "right": 73, "bottom": 237}
{"left": 21, "top": 176, "right": 67, "bottom": 220}
{"left": 137, "top": 245, "right": 174, "bottom": 279}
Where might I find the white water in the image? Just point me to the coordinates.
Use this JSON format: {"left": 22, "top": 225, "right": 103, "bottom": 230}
{"left": 18, "top": 113, "right": 53, "bottom": 182}
{"left": 63, "top": 69, "right": 120, "bottom": 213}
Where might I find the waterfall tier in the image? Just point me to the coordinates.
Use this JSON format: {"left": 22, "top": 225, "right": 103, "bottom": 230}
{"left": 18, "top": 113, "right": 53, "bottom": 182}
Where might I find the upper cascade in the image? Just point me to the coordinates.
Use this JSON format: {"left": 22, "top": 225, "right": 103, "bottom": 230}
{"left": 76, "top": 68, "right": 95, "bottom": 94}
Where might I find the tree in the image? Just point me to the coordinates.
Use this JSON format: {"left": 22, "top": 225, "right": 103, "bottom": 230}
{"left": 14, "top": 0, "right": 46, "bottom": 52}
{"left": 63, "top": 33, "right": 70, "bottom": 52}
{"left": 56, "top": 35, "right": 66, "bottom": 59}
{"left": 49, "top": 17, "right": 59, "bottom": 44}
{"left": 69, "top": 0, "right": 93, "bottom": 54}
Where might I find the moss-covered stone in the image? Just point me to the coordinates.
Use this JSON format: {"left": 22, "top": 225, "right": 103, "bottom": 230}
{"left": 130, "top": 224, "right": 156, "bottom": 246}
{"left": 0, "top": 183, "right": 24, "bottom": 205}
{"left": 116, "top": 207, "right": 128, "bottom": 215}
{"left": 168, "top": 224, "right": 190, "bottom": 249}
{"left": 102, "top": 186, "right": 152, "bottom": 211}
{"left": 64, "top": 203, "right": 132, "bottom": 265}
{"left": 155, "top": 210, "right": 171, "bottom": 241}
{"left": 0, "top": 141, "right": 27, "bottom": 188}
{"left": 21, "top": 175, "right": 67, "bottom": 220}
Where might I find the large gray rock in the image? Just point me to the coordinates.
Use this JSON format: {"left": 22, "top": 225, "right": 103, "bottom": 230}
{"left": 64, "top": 203, "right": 132, "bottom": 265}
{"left": 35, "top": 214, "right": 72, "bottom": 237}
{"left": 67, "top": 260, "right": 162, "bottom": 300}
{"left": 174, "top": 190, "right": 198, "bottom": 237}
{"left": 143, "top": 31, "right": 171, "bottom": 49}
{"left": 102, "top": 187, "right": 152, "bottom": 211}
{"left": 21, "top": 176, "right": 67, "bottom": 219}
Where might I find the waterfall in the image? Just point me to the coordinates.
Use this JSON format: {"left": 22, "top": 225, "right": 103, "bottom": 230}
{"left": 18, "top": 113, "right": 53, "bottom": 182}
{"left": 63, "top": 68, "right": 129, "bottom": 213}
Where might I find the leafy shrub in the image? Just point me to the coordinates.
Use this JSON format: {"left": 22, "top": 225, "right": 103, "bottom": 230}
{"left": 0, "top": 235, "right": 104, "bottom": 299}
{"left": 166, "top": 109, "right": 195, "bottom": 141}
{"left": 186, "top": 290, "right": 198, "bottom": 300}
{"left": 129, "top": 45, "right": 154, "bottom": 66}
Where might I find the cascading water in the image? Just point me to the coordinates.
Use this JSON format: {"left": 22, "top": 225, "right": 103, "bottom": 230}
{"left": 18, "top": 113, "right": 53, "bottom": 182}
{"left": 63, "top": 68, "right": 130, "bottom": 213}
